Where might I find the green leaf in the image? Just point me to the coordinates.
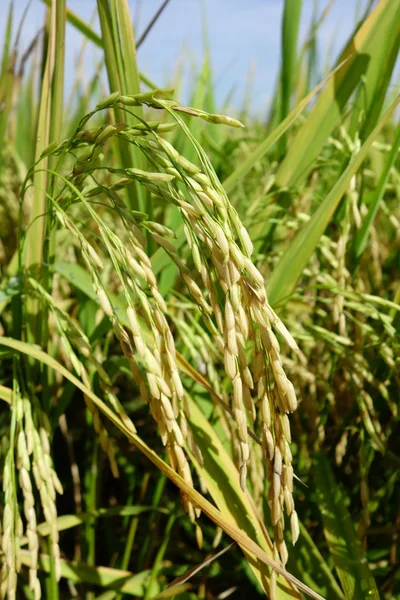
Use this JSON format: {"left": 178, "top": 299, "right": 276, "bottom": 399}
{"left": 275, "top": 0, "right": 400, "bottom": 189}
{"left": 267, "top": 95, "right": 400, "bottom": 308}
{"left": 222, "top": 62, "right": 344, "bottom": 194}
{"left": 40, "top": 0, "right": 158, "bottom": 89}
{"left": 52, "top": 261, "right": 128, "bottom": 320}
{"left": 186, "top": 397, "right": 300, "bottom": 599}
{"left": 20, "top": 551, "right": 160, "bottom": 596}
{"left": 278, "top": 0, "right": 303, "bottom": 157}
{"left": 152, "top": 543, "right": 234, "bottom": 599}
{"left": 0, "top": 384, "right": 12, "bottom": 404}
{"left": 353, "top": 122, "right": 400, "bottom": 259}
{"left": 286, "top": 522, "right": 344, "bottom": 600}
{"left": 349, "top": 3, "right": 400, "bottom": 139}
{"left": 0, "top": 276, "right": 21, "bottom": 305}
{"left": 0, "top": 0, "right": 13, "bottom": 78}
{"left": 20, "top": 507, "right": 169, "bottom": 543}
{"left": 314, "top": 453, "right": 379, "bottom": 600}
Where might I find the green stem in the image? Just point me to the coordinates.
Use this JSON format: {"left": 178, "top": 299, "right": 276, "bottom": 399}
{"left": 143, "top": 513, "right": 176, "bottom": 600}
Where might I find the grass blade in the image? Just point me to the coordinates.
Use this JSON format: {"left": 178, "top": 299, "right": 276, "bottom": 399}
{"left": 20, "top": 551, "right": 161, "bottom": 596}
{"left": 275, "top": 0, "right": 400, "bottom": 189}
{"left": 286, "top": 523, "right": 344, "bottom": 600}
{"left": 267, "top": 95, "right": 400, "bottom": 308}
{"left": 314, "top": 453, "right": 379, "bottom": 600}
{"left": 222, "top": 63, "right": 345, "bottom": 194}
{"left": 0, "top": 384, "right": 12, "bottom": 404}
{"left": 186, "top": 397, "right": 300, "bottom": 599}
{"left": 349, "top": 3, "right": 400, "bottom": 139}
{"left": 353, "top": 121, "right": 400, "bottom": 259}
{"left": 23, "top": 0, "right": 64, "bottom": 343}
{"left": 152, "top": 543, "right": 235, "bottom": 599}
{"left": 0, "top": 1, "right": 13, "bottom": 78}
{"left": 278, "top": 0, "right": 302, "bottom": 157}
{"left": 19, "top": 507, "right": 169, "bottom": 542}
{"left": 40, "top": 0, "right": 157, "bottom": 88}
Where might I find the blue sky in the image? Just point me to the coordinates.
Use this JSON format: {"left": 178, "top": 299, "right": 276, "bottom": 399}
{"left": 1, "top": 0, "right": 371, "bottom": 114}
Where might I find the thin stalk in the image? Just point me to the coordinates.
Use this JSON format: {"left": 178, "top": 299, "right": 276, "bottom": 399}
{"left": 44, "top": 537, "right": 60, "bottom": 600}
{"left": 85, "top": 440, "right": 99, "bottom": 600}
{"left": 114, "top": 473, "right": 150, "bottom": 600}
{"left": 143, "top": 513, "right": 176, "bottom": 600}
{"left": 23, "top": 0, "right": 56, "bottom": 345}
{"left": 137, "top": 474, "right": 167, "bottom": 571}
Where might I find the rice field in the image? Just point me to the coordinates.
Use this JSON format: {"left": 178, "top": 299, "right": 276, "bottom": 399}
{"left": 0, "top": 1, "right": 399, "bottom": 599}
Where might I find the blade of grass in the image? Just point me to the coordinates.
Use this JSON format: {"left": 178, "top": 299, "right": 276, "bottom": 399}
{"left": 15, "top": 64, "right": 37, "bottom": 168}
{"left": 185, "top": 397, "right": 300, "bottom": 599}
{"left": 0, "top": 1, "right": 13, "bottom": 77}
{"left": 0, "top": 46, "right": 15, "bottom": 149}
{"left": 40, "top": 0, "right": 158, "bottom": 88}
{"left": 84, "top": 439, "right": 99, "bottom": 600}
{"left": 349, "top": 3, "right": 400, "bottom": 139}
{"left": 19, "top": 507, "right": 168, "bottom": 543}
{"left": 285, "top": 523, "right": 345, "bottom": 600}
{"left": 19, "top": 551, "right": 161, "bottom": 597}
{"left": 143, "top": 513, "right": 176, "bottom": 600}
{"left": 152, "top": 543, "right": 235, "bottom": 599}
{"left": 222, "top": 61, "right": 347, "bottom": 195}
{"left": 0, "top": 384, "right": 12, "bottom": 404}
{"left": 278, "top": 0, "right": 302, "bottom": 157}
{"left": 137, "top": 475, "right": 167, "bottom": 570}
{"left": 113, "top": 474, "right": 152, "bottom": 600}
{"left": 314, "top": 453, "right": 379, "bottom": 600}
{"left": 23, "top": 0, "right": 60, "bottom": 344}
{"left": 267, "top": 95, "right": 400, "bottom": 308}
{"left": 275, "top": 0, "right": 400, "bottom": 189}
{"left": 41, "top": 0, "right": 102, "bottom": 46}
{"left": 353, "top": 121, "right": 400, "bottom": 260}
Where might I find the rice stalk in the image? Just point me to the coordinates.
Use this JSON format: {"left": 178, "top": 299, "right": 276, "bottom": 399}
{"left": 20, "top": 89, "right": 305, "bottom": 564}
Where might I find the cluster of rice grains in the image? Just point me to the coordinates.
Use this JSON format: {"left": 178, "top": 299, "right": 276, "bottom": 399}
{"left": 41, "top": 90, "right": 301, "bottom": 583}
{"left": 1, "top": 393, "right": 62, "bottom": 600}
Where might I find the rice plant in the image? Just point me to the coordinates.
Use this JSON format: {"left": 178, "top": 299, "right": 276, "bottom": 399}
{"left": 0, "top": 1, "right": 399, "bottom": 599}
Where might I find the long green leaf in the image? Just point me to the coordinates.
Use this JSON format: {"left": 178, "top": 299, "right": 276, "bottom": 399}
{"left": 20, "top": 551, "right": 160, "bottom": 596}
{"left": 0, "top": 385, "right": 12, "bottom": 404}
{"left": 186, "top": 398, "right": 301, "bottom": 599}
{"left": 349, "top": 2, "right": 400, "bottom": 139}
{"left": 222, "top": 63, "right": 345, "bottom": 194}
{"left": 41, "top": 0, "right": 102, "bottom": 46}
{"left": 286, "top": 523, "right": 344, "bottom": 600}
{"left": 0, "top": 1, "right": 13, "bottom": 78}
{"left": 278, "top": 0, "right": 302, "bottom": 157}
{"left": 20, "top": 507, "right": 168, "bottom": 543}
{"left": 267, "top": 95, "right": 400, "bottom": 308}
{"left": 314, "top": 453, "right": 379, "bottom": 600}
{"left": 275, "top": 0, "right": 400, "bottom": 189}
{"left": 24, "top": 0, "right": 60, "bottom": 343}
{"left": 353, "top": 121, "right": 400, "bottom": 259}
{"left": 152, "top": 543, "right": 234, "bottom": 599}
